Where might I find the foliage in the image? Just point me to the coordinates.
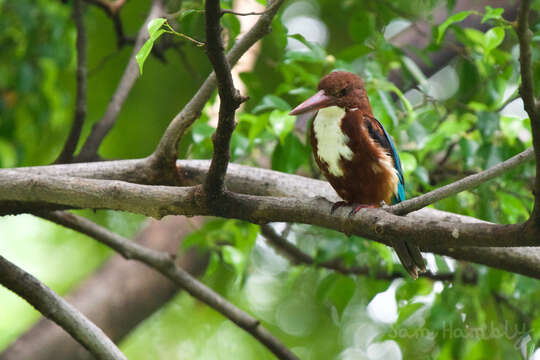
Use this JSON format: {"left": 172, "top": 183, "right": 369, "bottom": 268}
{"left": 1, "top": 0, "right": 540, "bottom": 359}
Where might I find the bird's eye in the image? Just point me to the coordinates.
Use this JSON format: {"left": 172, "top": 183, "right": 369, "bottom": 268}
{"left": 338, "top": 88, "right": 348, "bottom": 97}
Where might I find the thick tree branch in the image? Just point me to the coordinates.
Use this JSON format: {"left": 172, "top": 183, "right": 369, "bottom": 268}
{"left": 38, "top": 211, "right": 298, "bottom": 360}
{"left": 151, "top": 0, "right": 285, "bottom": 168}
{"left": 0, "top": 170, "right": 534, "bottom": 249}
{"left": 4, "top": 144, "right": 534, "bottom": 225}
{"left": 3, "top": 146, "right": 533, "bottom": 225}
{"left": 75, "top": 0, "right": 166, "bottom": 162}
{"left": 390, "top": 148, "right": 535, "bottom": 215}
{"left": 203, "top": 0, "right": 247, "bottom": 199}
{"left": 516, "top": 0, "right": 540, "bottom": 224}
{"left": 55, "top": 0, "right": 87, "bottom": 164}
{"left": 4, "top": 158, "right": 540, "bottom": 277}
{"left": 0, "top": 255, "right": 126, "bottom": 360}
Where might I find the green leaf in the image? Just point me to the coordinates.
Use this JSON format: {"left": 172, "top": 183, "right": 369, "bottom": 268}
{"left": 269, "top": 110, "right": 296, "bottom": 143}
{"left": 135, "top": 18, "right": 167, "bottom": 74}
{"left": 316, "top": 275, "right": 356, "bottom": 318}
{"left": 222, "top": 245, "right": 246, "bottom": 277}
{"left": 348, "top": 12, "right": 375, "bottom": 44}
{"left": 482, "top": 6, "right": 504, "bottom": 24}
{"left": 437, "top": 11, "right": 472, "bottom": 44}
{"left": 0, "top": 138, "right": 17, "bottom": 167}
{"left": 498, "top": 192, "right": 529, "bottom": 222}
{"left": 271, "top": 133, "right": 309, "bottom": 173}
{"left": 399, "top": 152, "right": 417, "bottom": 176}
{"left": 288, "top": 33, "right": 316, "bottom": 50}
{"left": 477, "top": 111, "right": 499, "bottom": 138}
{"left": 396, "top": 302, "right": 424, "bottom": 325}
{"left": 401, "top": 56, "right": 428, "bottom": 88}
{"left": 136, "top": 39, "right": 154, "bottom": 75}
{"left": 377, "top": 90, "right": 398, "bottom": 126}
{"left": 252, "top": 95, "right": 290, "bottom": 114}
{"left": 148, "top": 18, "right": 167, "bottom": 39}
{"left": 484, "top": 27, "right": 505, "bottom": 53}
{"left": 464, "top": 28, "right": 486, "bottom": 46}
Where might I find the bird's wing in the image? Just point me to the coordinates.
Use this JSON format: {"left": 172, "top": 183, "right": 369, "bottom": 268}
{"left": 363, "top": 115, "right": 405, "bottom": 203}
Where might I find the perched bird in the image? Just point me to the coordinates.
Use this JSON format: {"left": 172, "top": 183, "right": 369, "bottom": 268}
{"left": 290, "top": 71, "right": 425, "bottom": 278}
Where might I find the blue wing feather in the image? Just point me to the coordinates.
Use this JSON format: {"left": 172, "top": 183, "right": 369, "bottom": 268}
{"left": 364, "top": 116, "right": 406, "bottom": 204}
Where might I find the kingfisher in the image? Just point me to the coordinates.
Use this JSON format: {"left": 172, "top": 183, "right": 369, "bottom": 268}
{"left": 290, "top": 71, "right": 425, "bottom": 278}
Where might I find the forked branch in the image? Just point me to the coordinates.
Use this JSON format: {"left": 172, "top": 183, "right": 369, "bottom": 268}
{"left": 151, "top": 0, "right": 286, "bottom": 168}
{"left": 203, "top": 0, "right": 247, "bottom": 200}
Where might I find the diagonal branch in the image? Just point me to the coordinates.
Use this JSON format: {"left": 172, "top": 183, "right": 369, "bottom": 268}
{"left": 516, "top": 0, "right": 540, "bottom": 224}
{"left": 38, "top": 211, "right": 298, "bottom": 360}
{"left": 389, "top": 148, "right": 535, "bottom": 215}
{"left": 0, "top": 255, "right": 127, "bottom": 360}
{"left": 55, "top": 0, "right": 87, "bottom": 164}
{"left": 1, "top": 216, "right": 206, "bottom": 360}
{"left": 203, "top": 0, "right": 247, "bottom": 200}
{"left": 151, "top": 0, "right": 285, "bottom": 169}
{"left": 75, "top": 0, "right": 166, "bottom": 162}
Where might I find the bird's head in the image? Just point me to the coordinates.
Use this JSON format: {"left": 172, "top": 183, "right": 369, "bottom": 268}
{"left": 290, "top": 71, "right": 372, "bottom": 116}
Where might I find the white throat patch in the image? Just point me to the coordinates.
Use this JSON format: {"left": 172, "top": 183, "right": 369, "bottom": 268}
{"left": 313, "top": 106, "right": 353, "bottom": 176}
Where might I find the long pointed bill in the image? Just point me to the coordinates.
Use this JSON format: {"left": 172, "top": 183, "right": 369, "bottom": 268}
{"left": 289, "top": 90, "right": 336, "bottom": 115}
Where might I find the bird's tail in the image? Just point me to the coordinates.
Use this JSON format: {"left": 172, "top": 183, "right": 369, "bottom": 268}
{"left": 391, "top": 239, "right": 425, "bottom": 279}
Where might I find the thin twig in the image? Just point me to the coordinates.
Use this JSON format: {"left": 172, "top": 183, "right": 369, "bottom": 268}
{"left": 75, "top": 0, "right": 166, "bottom": 162}
{"left": 88, "top": 48, "right": 122, "bottom": 77}
{"left": 0, "top": 254, "right": 127, "bottom": 360}
{"left": 516, "top": 0, "right": 540, "bottom": 224}
{"left": 151, "top": 0, "right": 286, "bottom": 170}
{"left": 39, "top": 211, "right": 299, "bottom": 360}
{"left": 203, "top": 0, "right": 247, "bottom": 200}
{"left": 390, "top": 147, "right": 535, "bottom": 215}
{"left": 55, "top": 0, "right": 87, "bottom": 164}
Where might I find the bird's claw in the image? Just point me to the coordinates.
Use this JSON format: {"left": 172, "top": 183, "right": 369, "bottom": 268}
{"left": 330, "top": 201, "right": 374, "bottom": 216}
{"left": 348, "top": 204, "right": 375, "bottom": 216}
{"left": 330, "top": 201, "right": 348, "bottom": 214}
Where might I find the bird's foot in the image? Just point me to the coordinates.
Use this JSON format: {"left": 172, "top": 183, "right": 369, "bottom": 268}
{"left": 330, "top": 201, "right": 375, "bottom": 215}
{"left": 349, "top": 203, "right": 375, "bottom": 216}
{"left": 330, "top": 201, "right": 348, "bottom": 214}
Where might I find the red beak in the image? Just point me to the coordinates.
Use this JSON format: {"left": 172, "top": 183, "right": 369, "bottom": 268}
{"left": 289, "top": 90, "right": 336, "bottom": 115}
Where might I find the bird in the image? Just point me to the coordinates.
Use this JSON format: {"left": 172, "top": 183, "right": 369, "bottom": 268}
{"left": 289, "top": 71, "right": 425, "bottom": 278}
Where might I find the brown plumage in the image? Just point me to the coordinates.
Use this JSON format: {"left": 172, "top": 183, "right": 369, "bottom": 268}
{"left": 310, "top": 110, "right": 398, "bottom": 205}
{"left": 290, "top": 71, "right": 425, "bottom": 277}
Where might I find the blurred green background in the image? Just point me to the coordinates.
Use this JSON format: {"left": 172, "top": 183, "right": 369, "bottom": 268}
{"left": 1, "top": 0, "right": 540, "bottom": 359}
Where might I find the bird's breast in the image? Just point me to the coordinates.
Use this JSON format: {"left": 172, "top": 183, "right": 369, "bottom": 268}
{"left": 312, "top": 106, "right": 353, "bottom": 177}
